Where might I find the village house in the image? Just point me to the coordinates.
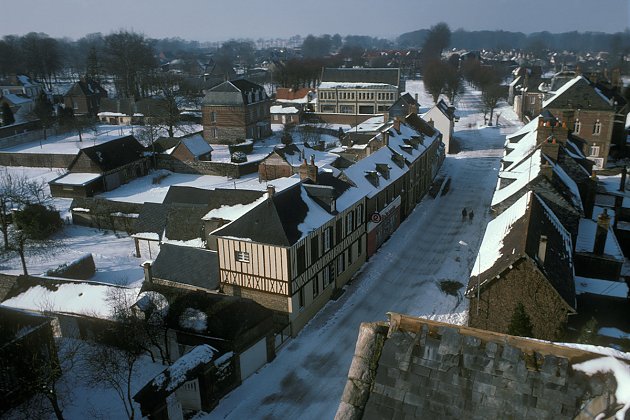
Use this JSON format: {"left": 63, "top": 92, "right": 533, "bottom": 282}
{"left": 317, "top": 68, "right": 402, "bottom": 115}
{"left": 211, "top": 176, "right": 367, "bottom": 337}
{"left": 258, "top": 143, "right": 341, "bottom": 182}
{"left": 63, "top": 78, "right": 108, "bottom": 116}
{"left": 274, "top": 87, "right": 314, "bottom": 112}
{"left": 0, "top": 75, "right": 44, "bottom": 98}
{"left": 164, "top": 134, "right": 213, "bottom": 162}
{"left": 542, "top": 75, "right": 616, "bottom": 169}
{"left": 387, "top": 92, "right": 420, "bottom": 119}
{"left": 49, "top": 135, "right": 149, "bottom": 198}
{"left": 422, "top": 99, "right": 458, "bottom": 154}
{"left": 467, "top": 192, "right": 576, "bottom": 340}
{"left": 270, "top": 105, "right": 302, "bottom": 126}
{"left": 201, "top": 79, "right": 272, "bottom": 144}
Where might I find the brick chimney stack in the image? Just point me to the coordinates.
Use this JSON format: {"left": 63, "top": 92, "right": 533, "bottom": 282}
{"left": 267, "top": 184, "right": 275, "bottom": 197}
{"left": 393, "top": 118, "right": 401, "bottom": 133}
{"left": 142, "top": 261, "right": 153, "bottom": 284}
{"left": 540, "top": 161, "right": 554, "bottom": 179}
{"left": 593, "top": 209, "right": 611, "bottom": 255}
{"left": 540, "top": 136, "right": 560, "bottom": 162}
{"left": 299, "top": 157, "right": 318, "bottom": 183}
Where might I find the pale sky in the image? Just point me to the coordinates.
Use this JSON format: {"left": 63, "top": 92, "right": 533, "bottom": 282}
{"left": 1, "top": 0, "right": 628, "bottom": 41}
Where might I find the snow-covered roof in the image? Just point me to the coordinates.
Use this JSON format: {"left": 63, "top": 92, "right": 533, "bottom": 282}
{"left": 543, "top": 76, "right": 612, "bottom": 109}
{"left": 318, "top": 82, "right": 396, "bottom": 89}
{"left": 492, "top": 151, "right": 542, "bottom": 206}
{"left": 501, "top": 130, "right": 538, "bottom": 165}
{"left": 575, "top": 276, "right": 628, "bottom": 298}
{"left": 576, "top": 218, "right": 624, "bottom": 261}
{"left": 2, "top": 282, "right": 140, "bottom": 319}
{"left": 270, "top": 105, "right": 299, "bottom": 114}
{"left": 472, "top": 192, "right": 531, "bottom": 282}
{"left": 506, "top": 116, "right": 540, "bottom": 141}
{"left": 181, "top": 136, "right": 213, "bottom": 157}
{"left": 351, "top": 115, "right": 385, "bottom": 132}
{"left": 52, "top": 172, "right": 102, "bottom": 186}
{"left": 1, "top": 92, "right": 32, "bottom": 105}
{"left": 152, "top": 344, "right": 216, "bottom": 393}
{"left": 385, "top": 122, "right": 439, "bottom": 163}
{"left": 202, "top": 193, "right": 268, "bottom": 221}
{"left": 297, "top": 187, "right": 335, "bottom": 238}
{"left": 97, "top": 112, "right": 128, "bottom": 117}
{"left": 341, "top": 146, "right": 409, "bottom": 199}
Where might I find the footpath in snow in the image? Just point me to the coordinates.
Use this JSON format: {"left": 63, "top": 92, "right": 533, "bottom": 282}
{"left": 207, "top": 85, "right": 523, "bottom": 419}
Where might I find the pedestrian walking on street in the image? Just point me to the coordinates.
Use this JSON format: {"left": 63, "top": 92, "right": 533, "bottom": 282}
{"left": 469, "top": 210, "right": 474, "bottom": 223}
{"left": 462, "top": 208, "right": 467, "bottom": 221}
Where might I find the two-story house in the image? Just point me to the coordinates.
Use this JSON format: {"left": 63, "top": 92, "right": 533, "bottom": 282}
{"left": 63, "top": 78, "right": 108, "bottom": 116}
{"left": 542, "top": 75, "right": 616, "bottom": 169}
{"left": 212, "top": 178, "right": 366, "bottom": 337}
{"left": 202, "top": 79, "right": 272, "bottom": 144}
{"left": 317, "top": 68, "right": 402, "bottom": 115}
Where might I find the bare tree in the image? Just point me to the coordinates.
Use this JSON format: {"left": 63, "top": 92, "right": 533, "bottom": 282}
{"left": 86, "top": 288, "right": 157, "bottom": 420}
{"left": 423, "top": 60, "right": 448, "bottom": 103}
{"left": 480, "top": 84, "right": 506, "bottom": 126}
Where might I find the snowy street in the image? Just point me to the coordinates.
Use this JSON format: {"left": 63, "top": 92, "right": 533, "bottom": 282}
{"left": 208, "top": 87, "right": 523, "bottom": 419}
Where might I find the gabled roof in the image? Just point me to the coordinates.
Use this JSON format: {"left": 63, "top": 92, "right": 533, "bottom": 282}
{"left": 320, "top": 68, "right": 400, "bottom": 87}
{"left": 469, "top": 192, "right": 575, "bottom": 309}
{"left": 69, "top": 136, "right": 145, "bottom": 173}
{"left": 180, "top": 136, "right": 213, "bottom": 158}
{"left": 213, "top": 183, "right": 309, "bottom": 246}
{"left": 134, "top": 202, "right": 169, "bottom": 239}
{"left": 163, "top": 186, "right": 264, "bottom": 209}
{"left": 202, "top": 79, "right": 268, "bottom": 106}
{"left": 151, "top": 243, "right": 219, "bottom": 290}
{"left": 65, "top": 79, "right": 107, "bottom": 97}
{"left": 543, "top": 76, "right": 614, "bottom": 110}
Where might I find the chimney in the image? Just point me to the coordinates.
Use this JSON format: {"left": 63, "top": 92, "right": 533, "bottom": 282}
{"left": 583, "top": 175, "right": 597, "bottom": 219}
{"left": 537, "top": 235, "right": 548, "bottom": 264}
{"left": 142, "top": 261, "right": 153, "bottom": 284}
{"left": 383, "top": 110, "right": 390, "bottom": 122}
{"left": 540, "top": 162, "right": 554, "bottom": 179}
{"left": 299, "top": 158, "right": 318, "bottom": 183}
{"left": 415, "top": 93, "right": 419, "bottom": 104}
{"left": 427, "top": 118, "right": 434, "bottom": 128}
{"left": 382, "top": 130, "right": 390, "bottom": 145}
{"left": 593, "top": 209, "right": 611, "bottom": 255}
{"left": 620, "top": 167, "right": 627, "bottom": 192}
{"left": 393, "top": 118, "right": 401, "bottom": 133}
{"left": 267, "top": 184, "right": 276, "bottom": 197}
{"left": 540, "top": 136, "right": 560, "bottom": 162}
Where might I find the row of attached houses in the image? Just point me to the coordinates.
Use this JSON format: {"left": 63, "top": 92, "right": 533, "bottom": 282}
{"left": 211, "top": 113, "right": 443, "bottom": 336}
{"left": 467, "top": 110, "right": 626, "bottom": 340}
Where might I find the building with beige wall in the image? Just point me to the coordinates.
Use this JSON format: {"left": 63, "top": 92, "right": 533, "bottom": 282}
{"left": 317, "top": 68, "right": 402, "bottom": 115}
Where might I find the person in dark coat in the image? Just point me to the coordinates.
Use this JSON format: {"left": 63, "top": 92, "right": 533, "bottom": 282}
{"left": 462, "top": 208, "right": 467, "bottom": 220}
{"left": 469, "top": 209, "right": 474, "bottom": 223}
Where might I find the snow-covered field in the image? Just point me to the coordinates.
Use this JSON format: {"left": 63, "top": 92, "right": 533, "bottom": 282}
{"left": 206, "top": 83, "right": 523, "bottom": 419}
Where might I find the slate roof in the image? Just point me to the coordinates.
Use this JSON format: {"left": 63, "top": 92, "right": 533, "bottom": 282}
{"left": 69, "top": 135, "right": 145, "bottom": 173}
{"left": 543, "top": 76, "right": 614, "bottom": 111}
{"left": 469, "top": 192, "right": 575, "bottom": 310}
{"left": 212, "top": 183, "right": 308, "bottom": 246}
{"left": 133, "top": 202, "right": 170, "bottom": 238}
{"left": 164, "top": 204, "right": 209, "bottom": 241}
{"left": 202, "top": 79, "right": 268, "bottom": 106}
{"left": 65, "top": 79, "right": 107, "bottom": 98}
{"left": 163, "top": 186, "right": 264, "bottom": 209}
{"left": 151, "top": 243, "right": 219, "bottom": 290}
{"left": 320, "top": 68, "right": 400, "bottom": 87}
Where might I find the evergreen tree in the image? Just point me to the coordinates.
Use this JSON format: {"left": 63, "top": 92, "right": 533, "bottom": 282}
{"left": 577, "top": 317, "right": 599, "bottom": 345}
{"left": 1, "top": 102, "right": 15, "bottom": 126}
{"left": 508, "top": 303, "right": 533, "bottom": 337}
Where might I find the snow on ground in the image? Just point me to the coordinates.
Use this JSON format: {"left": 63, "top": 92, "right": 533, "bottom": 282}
{"left": 207, "top": 81, "right": 524, "bottom": 419}
{"left": 1, "top": 125, "right": 135, "bottom": 155}
{"left": 0, "top": 224, "right": 145, "bottom": 286}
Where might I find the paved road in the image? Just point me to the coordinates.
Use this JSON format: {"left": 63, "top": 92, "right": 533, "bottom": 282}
{"left": 210, "top": 89, "right": 521, "bottom": 420}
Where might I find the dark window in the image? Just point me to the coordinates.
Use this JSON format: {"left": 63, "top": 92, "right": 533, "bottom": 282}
{"left": 297, "top": 245, "right": 306, "bottom": 274}
{"left": 299, "top": 288, "right": 304, "bottom": 308}
{"left": 310, "top": 236, "right": 319, "bottom": 263}
{"left": 336, "top": 219, "right": 343, "bottom": 243}
{"left": 324, "top": 227, "right": 332, "bottom": 251}
{"left": 312, "top": 276, "right": 319, "bottom": 297}
{"left": 357, "top": 237, "right": 362, "bottom": 256}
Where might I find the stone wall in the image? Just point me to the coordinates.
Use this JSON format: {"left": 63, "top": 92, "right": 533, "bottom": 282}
{"left": 337, "top": 314, "right": 628, "bottom": 420}
{"left": 0, "top": 152, "right": 75, "bottom": 168}
{"left": 0, "top": 273, "right": 18, "bottom": 301}
{"left": 155, "top": 155, "right": 258, "bottom": 178}
{"left": 468, "top": 257, "right": 570, "bottom": 341}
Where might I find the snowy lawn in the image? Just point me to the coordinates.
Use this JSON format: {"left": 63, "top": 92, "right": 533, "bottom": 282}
{"left": 207, "top": 82, "right": 523, "bottom": 419}
{"left": 0, "top": 224, "right": 145, "bottom": 286}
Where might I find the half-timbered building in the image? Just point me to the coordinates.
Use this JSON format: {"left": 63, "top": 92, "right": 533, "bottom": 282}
{"left": 212, "top": 178, "right": 366, "bottom": 337}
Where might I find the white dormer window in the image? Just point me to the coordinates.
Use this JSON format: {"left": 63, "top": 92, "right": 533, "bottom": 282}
{"left": 589, "top": 144, "right": 600, "bottom": 157}
{"left": 574, "top": 119, "right": 581, "bottom": 134}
